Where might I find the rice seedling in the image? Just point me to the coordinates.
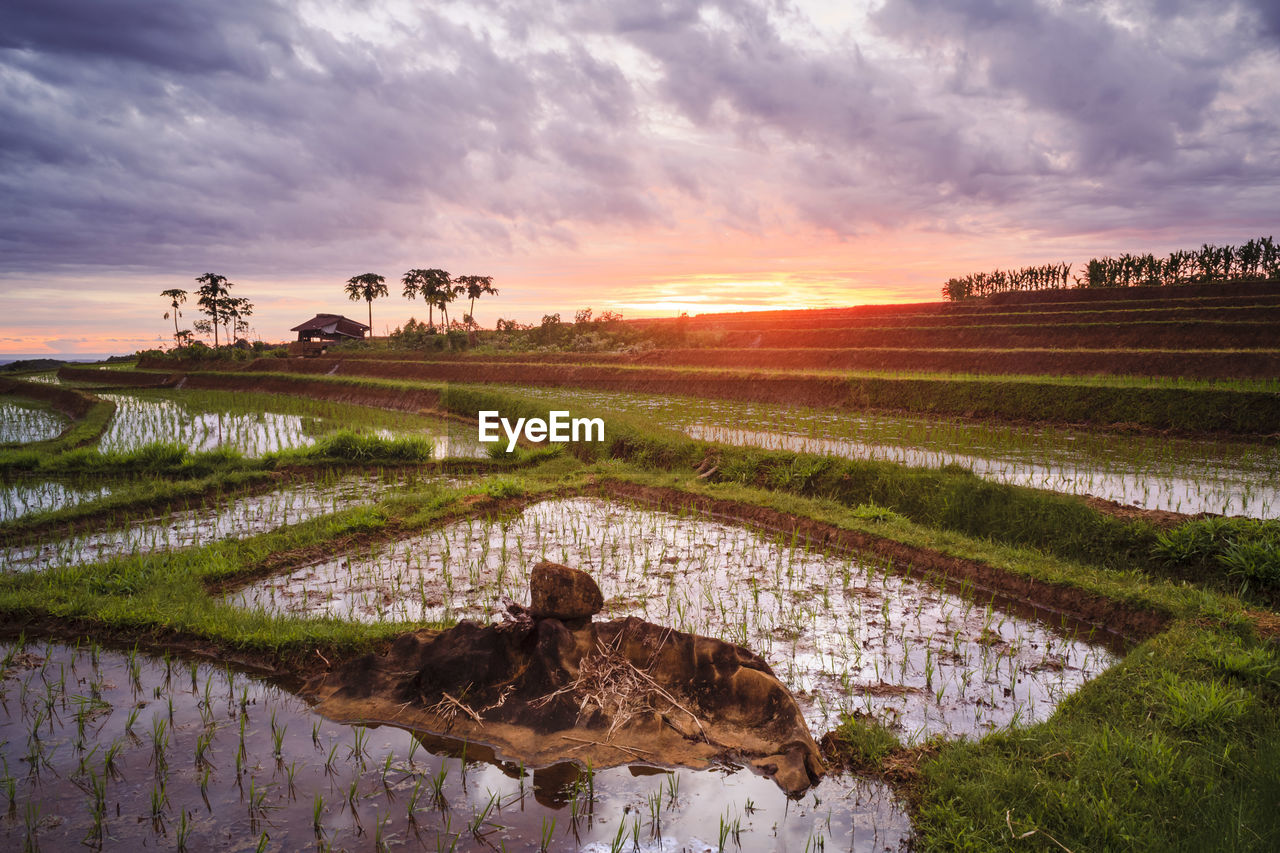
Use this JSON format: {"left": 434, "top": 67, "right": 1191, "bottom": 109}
{"left": 0, "top": 399, "right": 67, "bottom": 445}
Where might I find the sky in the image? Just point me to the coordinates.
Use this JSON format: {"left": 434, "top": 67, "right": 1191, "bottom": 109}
{"left": 2, "top": 0, "right": 1279, "bottom": 354}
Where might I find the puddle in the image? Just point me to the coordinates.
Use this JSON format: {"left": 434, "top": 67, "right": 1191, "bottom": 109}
{"left": 0, "top": 641, "right": 910, "bottom": 851}
{"left": 1, "top": 472, "right": 450, "bottom": 573}
{"left": 231, "top": 497, "right": 1117, "bottom": 739}
{"left": 0, "top": 398, "right": 67, "bottom": 444}
{"left": 499, "top": 385, "right": 1280, "bottom": 518}
{"left": 0, "top": 481, "right": 113, "bottom": 523}
{"left": 96, "top": 393, "right": 487, "bottom": 459}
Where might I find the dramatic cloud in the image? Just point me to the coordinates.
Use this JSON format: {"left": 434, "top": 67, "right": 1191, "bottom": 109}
{"left": 1, "top": 0, "right": 1277, "bottom": 349}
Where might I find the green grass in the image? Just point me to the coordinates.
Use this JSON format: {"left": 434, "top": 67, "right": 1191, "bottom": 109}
{"left": 910, "top": 622, "right": 1280, "bottom": 851}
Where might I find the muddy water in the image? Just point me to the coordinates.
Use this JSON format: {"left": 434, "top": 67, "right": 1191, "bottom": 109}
{"left": 0, "top": 642, "right": 910, "bottom": 851}
{"left": 97, "top": 393, "right": 487, "bottom": 459}
{"left": 1, "top": 472, "right": 449, "bottom": 573}
{"left": 232, "top": 498, "right": 1116, "bottom": 740}
{"left": 0, "top": 398, "right": 67, "bottom": 444}
{"left": 499, "top": 384, "right": 1280, "bottom": 518}
{"left": 0, "top": 480, "right": 114, "bottom": 523}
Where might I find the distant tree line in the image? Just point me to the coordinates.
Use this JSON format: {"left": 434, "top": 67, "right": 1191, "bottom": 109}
{"left": 943, "top": 237, "right": 1280, "bottom": 301}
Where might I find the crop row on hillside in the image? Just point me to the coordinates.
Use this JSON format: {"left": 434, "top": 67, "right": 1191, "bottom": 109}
{"left": 712, "top": 320, "right": 1279, "bottom": 350}
{"left": 131, "top": 360, "right": 1280, "bottom": 436}
{"left": 319, "top": 347, "right": 1280, "bottom": 380}
{"left": 640, "top": 281, "right": 1280, "bottom": 329}
{"left": 638, "top": 303, "right": 1280, "bottom": 332}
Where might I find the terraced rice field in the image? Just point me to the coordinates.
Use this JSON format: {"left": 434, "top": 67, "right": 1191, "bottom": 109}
{"left": 2, "top": 284, "right": 1278, "bottom": 850}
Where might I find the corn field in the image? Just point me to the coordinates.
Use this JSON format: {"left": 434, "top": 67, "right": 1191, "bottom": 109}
{"left": 943, "top": 236, "right": 1280, "bottom": 300}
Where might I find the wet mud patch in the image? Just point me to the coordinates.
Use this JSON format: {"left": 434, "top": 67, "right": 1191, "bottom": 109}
{"left": 0, "top": 640, "right": 910, "bottom": 851}
{"left": 231, "top": 496, "right": 1120, "bottom": 739}
{"left": 309, "top": 615, "right": 826, "bottom": 795}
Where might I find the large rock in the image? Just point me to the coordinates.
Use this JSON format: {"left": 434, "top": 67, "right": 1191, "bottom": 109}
{"left": 529, "top": 561, "right": 603, "bottom": 620}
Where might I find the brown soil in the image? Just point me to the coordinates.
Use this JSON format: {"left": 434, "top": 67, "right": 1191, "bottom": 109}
{"left": 305, "top": 615, "right": 826, "bottom": 794}
{"left": 56, "top": 365, "right": 177, "bottom": 387}
{"left": 1081, "top": 497, "right": 1198, "bottom": 528}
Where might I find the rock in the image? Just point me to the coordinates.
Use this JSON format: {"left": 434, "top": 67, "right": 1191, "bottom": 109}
{"left": 529, "top": 561, "right": 603, "bottom": 620}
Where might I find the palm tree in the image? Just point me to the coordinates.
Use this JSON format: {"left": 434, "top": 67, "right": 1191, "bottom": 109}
{"left": 438, "top": 281, "right": 465, "bottom": 330}
{"left": 345, "top": 273, "right": 388, "bottom": 333}
{"left": 456, "top": 275, "right": 498, "bottom": 327}
{"left": 401, "top": 269, "right": 451, "bottom": 329}
{"left": 161, "top": 288, "right": 187, "bottom": 346}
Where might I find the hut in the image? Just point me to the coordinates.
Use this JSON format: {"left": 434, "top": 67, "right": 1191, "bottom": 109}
{"left": 288, "top": 313, "right": 369, "bottom": 357}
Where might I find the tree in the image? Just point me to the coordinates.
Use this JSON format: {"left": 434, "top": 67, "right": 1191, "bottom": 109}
{"left": 440, "top": 281, "right": 465, "bottom": 329}
{"left": 195, "top": 273, "right": 232, "bottom": 347}
{"left": 345, "top": 273, "right": 388, "bottom": 333}
{"left": 222, "top": 296, "right": 254, "bottom": 343}
{"left": 161, "top": 288, "right": 187, "bottom": 347}
{"left": 401, "top": 269, "right": 451, "bottom": 330}
{"left": 455, "top": 275, "right": 498, "bottom": 327}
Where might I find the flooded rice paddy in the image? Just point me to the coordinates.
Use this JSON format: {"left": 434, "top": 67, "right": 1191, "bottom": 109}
{"left": 0, "top": 399, "right": 66, "bottom": 444}
{"left": 0, "top": 481, "right": 113, "bottom": 523}
{"left": 497, "top": 385, "right": 1280, "bottom": 518}
{"left": 1, "top": 472, "right": 448, "bottom": 573}
{"left": 232, "top": 498, "right": 1117, "bottom": 739}
{"left": 99, "top": 393, "right": 318, "bottom": 456}
{"left": 96, "top": 392, "right": 486, "bottom": 459}
{"left": 12, "top": 372, "right": 60, "bottom": 385}
{"left": 0, "top": 641, "right": 910, "bottom": 851}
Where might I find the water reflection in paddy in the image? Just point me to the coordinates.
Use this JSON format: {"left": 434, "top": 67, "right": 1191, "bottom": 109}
{"left": 232, "top": 497, "right": 1117, "bottom": 740}
{"left": 0, "top": 641, "right": 910, "bottom": 851}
